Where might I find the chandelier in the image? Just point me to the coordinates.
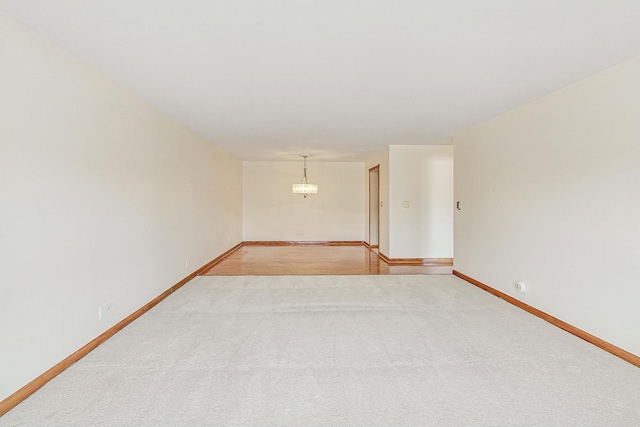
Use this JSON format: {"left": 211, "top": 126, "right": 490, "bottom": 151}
{"left": 292, "top": 155, "right": 318, "bottom": 198}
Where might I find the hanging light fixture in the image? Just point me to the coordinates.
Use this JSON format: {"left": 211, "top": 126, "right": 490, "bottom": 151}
{"left": 292, "top": 155, "right": 318, "bottom": 198}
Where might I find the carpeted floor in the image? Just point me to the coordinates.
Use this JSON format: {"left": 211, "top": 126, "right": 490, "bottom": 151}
{"left": 2, "top": 275, "right": 639, "bottom": 426}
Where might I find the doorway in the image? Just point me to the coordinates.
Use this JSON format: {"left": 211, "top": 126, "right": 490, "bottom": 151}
{"left": 369, "top": 165, "right": 380, "bottom": 249}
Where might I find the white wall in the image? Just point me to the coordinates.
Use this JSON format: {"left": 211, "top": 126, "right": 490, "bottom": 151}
{"left": 388, "top": 146, "right": 454, "bottom": 259}
{"left": 454, "top": 56, "right": 640, "bottom": 356}
{"left": 0, "top": 12, "right": 242, "bottom": 402}
{"left": 243, "top": 161, "right": 364, "bottom": 241}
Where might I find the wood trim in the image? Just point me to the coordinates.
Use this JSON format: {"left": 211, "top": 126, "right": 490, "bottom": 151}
{"left": 242, "top": 241, "right": 364, "bottom": 246}
{"left": 0, "top": 242, "right": 244, "bottom": 417}
{"left": 368, "top": 164, "right": 380, "bottom": 250}
{"left": 363, "top": 241, "right": 370, "bottom": 249}
{"left": 195, "top": 242, "right": 243, "bottom": 275}
{"left": 452, "top": 270, "right": 640, "bottom": 368}
{"left": 377, "top": 252, "right": 452, "bottom": 266}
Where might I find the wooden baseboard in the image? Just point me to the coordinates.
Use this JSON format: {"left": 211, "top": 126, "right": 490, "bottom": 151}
{"left": 195, "top": 242, "right": 243, "bottom": 275}
{"left": 378, "top": 252, "right": 453, "bottom": 266}
{"left": 243, "top": 241, "right": 364, "bottom": 246}
{"left": 0, "top": 242, "right": 244, "bottom": 417}
{"left": 378, "top": 252, "right": 391, "bottom": 263}
{"left": 452, "top": 270, "right": 640, "bottom": 368}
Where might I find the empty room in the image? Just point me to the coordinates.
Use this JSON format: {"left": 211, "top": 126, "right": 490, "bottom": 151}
{"left": 1, "top": 1, "right": 639, "bottom": 425}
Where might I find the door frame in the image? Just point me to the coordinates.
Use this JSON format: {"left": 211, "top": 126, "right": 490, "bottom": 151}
{"left": 368, "top": 165, "right": 380, "bottom": 249}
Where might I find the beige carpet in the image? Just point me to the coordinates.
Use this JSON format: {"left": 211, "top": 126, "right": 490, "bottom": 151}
{"left": 2, "top": 275, "right": 639, "bottom": 426}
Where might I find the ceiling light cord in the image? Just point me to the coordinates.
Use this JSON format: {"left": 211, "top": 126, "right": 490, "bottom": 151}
{"left": 302, "top": 156, "right": 309, "bottom": 184}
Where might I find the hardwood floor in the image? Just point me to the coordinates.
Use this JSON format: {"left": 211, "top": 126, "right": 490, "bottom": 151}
{"left": 201, "top": 245, "right": 452, "bottom": 275}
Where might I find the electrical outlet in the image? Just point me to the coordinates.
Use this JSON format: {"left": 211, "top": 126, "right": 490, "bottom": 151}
{"left": 98, "top": 301, "right": 115, "bottom": 320}
{"left": 185, "top": 258, "right": 190, "bottom": 268}
{"left": 515, "top": 281, "right": 527, "bottom": 293}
